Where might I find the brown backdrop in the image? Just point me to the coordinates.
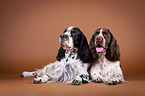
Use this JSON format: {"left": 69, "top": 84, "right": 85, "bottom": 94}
{"left": 0, "top": 0, "right": 145, "bottom": 76}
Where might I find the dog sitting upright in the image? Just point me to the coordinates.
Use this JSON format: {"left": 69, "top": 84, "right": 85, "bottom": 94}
{"left": 89, "top": 28, "right": 125, "bottom": 85}
{"left": 20, "top": 26, "right": 92, "bottom": 85}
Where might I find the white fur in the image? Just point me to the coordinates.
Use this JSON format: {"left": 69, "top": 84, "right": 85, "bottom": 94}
{"left": 95, "top": 29, "right": 106, "bottom": 48}
{"left": 67, "top": 26, "right": 75, "bottom": 31}
{"left": 90, "top": 54, "right": 124, "bottom": 83}
{"left": 22, "top": 26, "right": 89, "bottom": 84}
{"left": 59, "top": 26, "right": 74, "bottom": 50}
{"left": 22, "top": 49, "right": 89, "bottom": 83}
{"left": 33, "top": 75, "right": 50, "bottom": 83}
{"left": 90, "top": 28, "right": 125, "bottom": 84}
{"left": 22, "top": 71, "right": 34, "bottom": 77}
{"left": 64, "top": 33, "right": 73, "bottom": 50}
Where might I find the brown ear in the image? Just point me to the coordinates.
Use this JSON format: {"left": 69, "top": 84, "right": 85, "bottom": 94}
{"left": 105, "top": 32, "right": 120, "bottom": 61}
{"left": 89, "top": 34, "right": 98, "bottom": 59}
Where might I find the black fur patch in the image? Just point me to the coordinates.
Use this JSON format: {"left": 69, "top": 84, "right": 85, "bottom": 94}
{"left": 56, "top": 27, "right": 93, "bottom": 63}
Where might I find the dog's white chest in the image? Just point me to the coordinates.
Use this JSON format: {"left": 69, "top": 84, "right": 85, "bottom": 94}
{"left": 97, "top": 56, "right": 109, "bottom": 70}
{"left": 64, "top": 49, "right": 79, "bottom": 63}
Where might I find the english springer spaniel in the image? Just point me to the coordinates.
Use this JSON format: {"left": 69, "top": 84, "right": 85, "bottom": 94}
{"left": 89, "top": 28, "right": 125, "bottom": 85}
{"left": 20, "top": 26, "right": 92, "bottom": 85}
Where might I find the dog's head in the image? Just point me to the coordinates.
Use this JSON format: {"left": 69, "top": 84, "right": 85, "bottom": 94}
{"left": 57, "top": 26, "right": 92, "bottom": 63}
{"left": 90, "top": 28, "right": 120, "bottom": 61}
{"left": 60, "top": 26, "right": 82, "bottom": 50}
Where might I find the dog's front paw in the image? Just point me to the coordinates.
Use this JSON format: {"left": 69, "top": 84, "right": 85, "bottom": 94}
{"left": 33, "top": 78, "right": 42, "bottom": 84}
{"left": 106, "top": 80, "right": 121, "bottom": 85}
{"left": 32, "top": 73, "right": 38, "bottom": 77}
{"left": 72, "top": 79, "right": 82, "bottom": 85}
{"left": 106, "top": 74, "right": 124, "bottom": 85}
{"left": 93, "top": 78, "right": 103, "bottom": 83}
{"left": 33, "top": 75, "right": 49, "bottom": 84}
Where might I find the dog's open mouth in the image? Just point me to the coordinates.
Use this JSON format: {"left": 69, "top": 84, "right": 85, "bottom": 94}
{"left": 96, "top": 44, "right": 104, "bottom": 53}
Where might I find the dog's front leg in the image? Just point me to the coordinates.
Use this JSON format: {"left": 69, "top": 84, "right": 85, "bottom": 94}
{"left": 72, "top": 76, "right": 83, "bottom": 85}
{"left": 72, "top": 74, "right": 89, "bottom": 85}
{"left": 90, "top": 64, "right": 103, "bottom": 83}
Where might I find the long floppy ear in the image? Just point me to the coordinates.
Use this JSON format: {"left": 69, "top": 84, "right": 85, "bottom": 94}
{"left": 89, "top": 34, "right": 98, "bottom": 60}
{"left": 77, "top": 31, "right": 93, "bottom": 63}
{"left": 105, "top": 30, "right": 120, "bottom": 61}
{"left": 56, "top": 46, "right": 66, "bottom": 61}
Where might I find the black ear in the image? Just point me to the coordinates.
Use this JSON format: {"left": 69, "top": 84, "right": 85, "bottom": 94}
{"left": 56, "top": 46, "right": 66, "bottom": 61}
{"left": 105, "top": 30, "right": 120, "bottom": 61}
{"left": 77, "top": 32, "right": 93, "bottom": 63}
{"left": 89, "top": 33, "right": 98, "bottom": 60}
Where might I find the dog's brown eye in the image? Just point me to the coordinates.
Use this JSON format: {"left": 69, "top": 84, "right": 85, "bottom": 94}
{"left": 103, "top": 32, "right": 107, "bottom": 37}
{"left": 71, "top": 30, "right": 75, "bottom": 35}
{"left": 104, "top": 34, "right": 107, "bottom": 37}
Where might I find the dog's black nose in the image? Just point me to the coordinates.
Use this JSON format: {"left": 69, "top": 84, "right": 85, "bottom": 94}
{"left": 96, "top": 37, "right": 102, "bottom": 41}
{"left": 60, "top": 34, "right": 68, "bottom": 38}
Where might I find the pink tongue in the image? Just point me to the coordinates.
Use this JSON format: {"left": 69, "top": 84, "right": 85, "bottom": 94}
{"left": 96, "top": 48, "right": 104, "bottom": 52}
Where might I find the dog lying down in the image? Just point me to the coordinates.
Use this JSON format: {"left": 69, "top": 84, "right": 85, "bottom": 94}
{"left": 20, "top": 26, "right": 92, "bottom": 85}
{"left": 89, "top": 28, "right": 126, "bottom": 85}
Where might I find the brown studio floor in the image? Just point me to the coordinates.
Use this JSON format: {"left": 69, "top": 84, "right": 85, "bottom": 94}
{"left": 0, "top": 73, "right": 145, "bottom": 96}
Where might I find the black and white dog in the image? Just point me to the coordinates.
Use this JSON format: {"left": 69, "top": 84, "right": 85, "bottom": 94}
{"left": 20, "top": 26, "right": 92, "bottom": 85}
{"left": 89, "top": 28, "right": 125, "bottom": 85}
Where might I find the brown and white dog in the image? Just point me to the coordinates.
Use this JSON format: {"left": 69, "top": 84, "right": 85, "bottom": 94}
{"left": 89, "top": 28, "right": 125, "bottom": 85}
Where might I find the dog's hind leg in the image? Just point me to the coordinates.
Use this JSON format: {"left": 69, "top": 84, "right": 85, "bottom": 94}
{"left": 20, "top": 71, "right": 35, "bottom": 77}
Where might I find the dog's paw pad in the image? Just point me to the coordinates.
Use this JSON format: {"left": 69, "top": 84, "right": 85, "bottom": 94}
{"left": 94, "top": 78, "right": 103, "bottom": 83}
{"left": 106, "top": 80, "right": 121, "bottom": 85}
{"left": 72, "top": 79, "right": 82, "bottom": 85}
{"left": 33, "top": 79, "right": 42, "bottom": 84}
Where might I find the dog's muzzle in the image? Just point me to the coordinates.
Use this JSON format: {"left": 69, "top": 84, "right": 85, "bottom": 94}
{"left": 60, "top": 34, "right": 69, "bottom": 46}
